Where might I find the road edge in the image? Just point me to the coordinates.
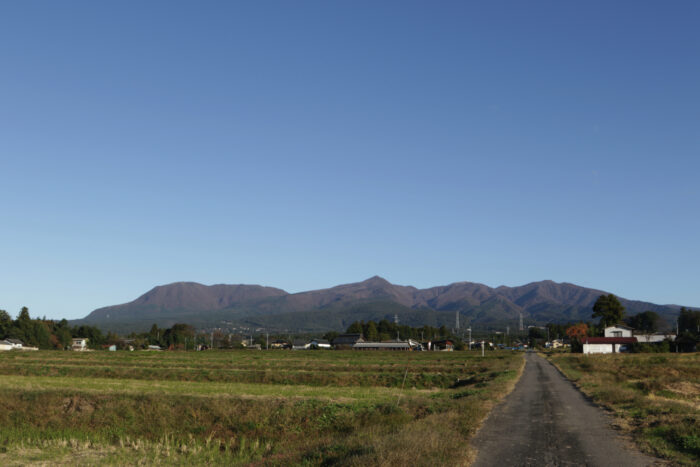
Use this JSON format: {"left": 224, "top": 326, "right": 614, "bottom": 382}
{"left": 466, "top": 351, "right": 527, "bottom": 466}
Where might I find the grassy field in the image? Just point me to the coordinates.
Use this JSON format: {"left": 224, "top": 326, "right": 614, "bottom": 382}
{"left": 0, "top": 349, "right": 523, "bottom": 466}
{"left": 546, "top": 353, "right": 699, "bottom": 466}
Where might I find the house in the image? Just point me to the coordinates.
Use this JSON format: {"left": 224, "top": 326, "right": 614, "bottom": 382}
{"left": 0, "top": 340, "right": 13, "bottom": 351}
{"left": 604, "top": 325, "right": 633, "bottom": 338}
{"left": 331, "top": 333, "right": 364, "bottom": 349}
{"left": 6, "top": 339, "right": 24, "bottom": 349}
{"left": 292, "top": 340, "right": 311, "bottom": 350}
{"left": 270, "top": 339, "right": 291, "bottom": 349}
{"left": 431, "top": 339, "right": 454, "bottom": 351}
{"left": 71, "top": 338, "right": 89, "bottom": 351}
{"left": 309, "top": 339, "right": 331, "bottom": 350}
{"left": 545, "top": 339, "right": 568, "bottom": 349}
{"left": 583, "top": 337, "right": 637, "bottom": 354}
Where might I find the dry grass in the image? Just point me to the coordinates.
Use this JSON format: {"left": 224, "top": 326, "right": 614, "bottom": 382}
{"left": 0, "top": 349, "right": 524, "bottom": 465}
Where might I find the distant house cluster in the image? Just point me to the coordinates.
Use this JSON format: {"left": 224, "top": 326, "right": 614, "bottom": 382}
{"left": 268, "top": 334, "right": 456, "bottom": 351}
{"left": 582, "top": 325, "right": 676, "bottom": 354}
{"left": 0, "top": 339, "right": 39, "bottom": 351}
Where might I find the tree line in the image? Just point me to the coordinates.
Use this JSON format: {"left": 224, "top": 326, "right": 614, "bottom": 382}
{"left": 0, "top": 307, "right": 106, "bottom": 349}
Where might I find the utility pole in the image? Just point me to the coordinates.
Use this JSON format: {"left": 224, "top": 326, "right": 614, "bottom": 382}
{"left": 210, "top": 332, "right": 213, "bottom": 349}
{"left": 455, "top": 311, "right": 460, "bottom": 332}
{"left": 467, "top": 328, "right": 472, "bottom": 351}
{"left": 519, "top": 313, "right": 524, "bottom": 332}
{"left": 266, "top": 332, "right": 269, "bottom": 350}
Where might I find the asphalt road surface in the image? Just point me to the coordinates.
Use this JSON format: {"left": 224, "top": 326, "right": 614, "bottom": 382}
{"left": 472, "top": 352, "right": 658, "bottom": 467}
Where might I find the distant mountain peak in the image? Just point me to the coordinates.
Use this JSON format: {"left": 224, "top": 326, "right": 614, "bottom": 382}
{"left": 362, "top": 275, "right": 391, "bottom": 285}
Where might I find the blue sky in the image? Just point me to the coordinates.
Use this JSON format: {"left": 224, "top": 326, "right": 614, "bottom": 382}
{"left": 1, "top": 1, "right": 699, "bottom": 320}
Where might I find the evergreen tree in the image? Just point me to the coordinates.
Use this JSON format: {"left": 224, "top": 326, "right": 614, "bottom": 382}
{"left": 0, "top": 310, "right": 11, "bottom": 338}
{"left": 592, "top": 294, "right": 625, "bottom": 328}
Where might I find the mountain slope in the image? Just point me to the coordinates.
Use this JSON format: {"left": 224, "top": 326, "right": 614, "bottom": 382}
{"left": 73, "top": 277, "right": 687, "bottom": 333}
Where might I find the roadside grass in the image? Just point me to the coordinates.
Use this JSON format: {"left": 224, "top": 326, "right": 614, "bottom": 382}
{"left": 546, "top": 353, "right": 699, "bottom": 466}
{"left": 0, "top": 350, "right": 524, "bottom": 465}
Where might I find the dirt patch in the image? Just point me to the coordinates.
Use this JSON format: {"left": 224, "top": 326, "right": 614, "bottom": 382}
{"left": 665, "top": 381, "right": 700, "bottom": 399}
{"left": 62, "top": 396, "right": 96, "bottom": 415}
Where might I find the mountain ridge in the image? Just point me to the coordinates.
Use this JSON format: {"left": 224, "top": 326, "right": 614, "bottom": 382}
{"left": 73, "top": 277, "right": 688, "bottom": 333}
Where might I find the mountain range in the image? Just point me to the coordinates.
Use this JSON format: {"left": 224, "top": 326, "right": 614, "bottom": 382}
{"left": 72, "top": 277, "right": 686, "bottom": 334}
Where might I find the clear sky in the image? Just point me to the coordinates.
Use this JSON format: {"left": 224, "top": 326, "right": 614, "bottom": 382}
{"left": 1, "top": 1, "right": 698, "bottom": 320}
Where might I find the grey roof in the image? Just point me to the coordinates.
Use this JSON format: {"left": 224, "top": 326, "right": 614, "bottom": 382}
{"left": 6, "top": 339, "right": 23, "bottom": 345}
{"left": 353, "top": 342, "right": 411, "bottom": 349}
{"left": 332, "top": 334, "right": 364, "bottom": 345}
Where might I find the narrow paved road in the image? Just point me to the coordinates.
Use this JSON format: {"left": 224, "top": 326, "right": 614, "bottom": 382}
{"left": 472, "top": 352, "right": 658, "bottom": 467}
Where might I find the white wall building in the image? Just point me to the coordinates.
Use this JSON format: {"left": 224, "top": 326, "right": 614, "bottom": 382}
{"left": 604, "top": 325, "right": 633, "bottom": 338}
{"left": 71, "top": 338, "right": 89, "bottom": 351}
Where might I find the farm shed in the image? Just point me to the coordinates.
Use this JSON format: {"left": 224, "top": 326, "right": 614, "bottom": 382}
{"left": 352, "top": 341, "right": 411, "bottom": 351}
{"left": 583, "top": 337, "right": 637, "bottom": 354}
{"left": 331, "top": 333, "right": 364, "bottom": 349}
{"left": 635, "top": 333, "right": 675, "bottom": 343}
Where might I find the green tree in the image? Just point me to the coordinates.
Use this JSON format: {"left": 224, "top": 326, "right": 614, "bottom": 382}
{"left": 592, "top": 294, "right": 625, "bottom": 329}
{"left": 17, "top": 306, "right": 31, "bottom": 323}
{"left": 323, "top": 331, "right": 339, "bottom": 342}
{"left": 678, "top": 307, "right": 700, "bottom": 335}
{"left": 0, "top": 310, "right": 11, "bottom": 338}
{"left": 365, "top": 321, "right": 379, "bottom": 341}
{"left": 626, "top": 311, "right": 661, "bottom": 333}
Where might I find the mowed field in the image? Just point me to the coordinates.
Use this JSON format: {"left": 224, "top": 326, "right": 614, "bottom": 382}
{"left": 0, "top": 350, "right": 523, "bottom": 466}
{"left": 547, "top": 353, "right": 700, "bottom": 466}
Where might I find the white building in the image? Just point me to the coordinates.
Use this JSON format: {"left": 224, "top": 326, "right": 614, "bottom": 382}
{"left": 71, "top": 338, "right": 89, "bottom": 351}
{"left": 604, "top": 325, "right": 634, "bottom": 338}
{"left": 0, "top": 340, "right": 13, "bottom": 351}
{"left": 635, "top": 333, "right": 675, "bottom": 343}
{"left": 583, "top": 337, "right": 636, "bottom": 354}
